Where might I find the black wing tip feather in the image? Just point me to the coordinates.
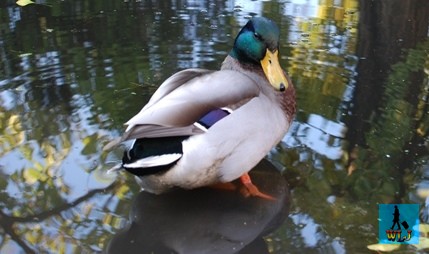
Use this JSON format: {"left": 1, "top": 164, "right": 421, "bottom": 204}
{"left": 121, "top": 136, "right": 189, "bottom": 177}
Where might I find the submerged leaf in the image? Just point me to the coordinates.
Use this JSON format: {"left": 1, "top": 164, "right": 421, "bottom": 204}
{"left": 419, "top": 224, "right": 429, "bottom": 236}
{"left": 412, "top": 237, "right": 429, "bottom": 250}
{"left": 16, "top": 0, "right": 34, "bottom": 6}
{"left": 367, "top": 243, "right": 400, "bottom": 252}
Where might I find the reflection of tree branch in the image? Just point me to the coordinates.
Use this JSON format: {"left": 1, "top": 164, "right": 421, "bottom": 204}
{"left": 101, "top": 191, "right": 118, "bottom": 210}
{"left": 3, "top": 182, "right": 118, "bottom": 223}
{"left": 0, "top": 182, "right": 119, "bottom": 253}
{"left": 0, "top": 210, "right": 36, "bottom": 254}
{"left": 6, "top": 227, "right": 36, "bottom": 254}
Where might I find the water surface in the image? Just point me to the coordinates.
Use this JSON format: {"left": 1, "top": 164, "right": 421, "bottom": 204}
{"left": 1, "top": 0, "right": 429, "bottom": 253}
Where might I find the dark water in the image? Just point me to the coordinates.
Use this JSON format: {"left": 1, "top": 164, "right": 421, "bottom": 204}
{"left": 0, "top": 0, "right": 428, "bottom": 253}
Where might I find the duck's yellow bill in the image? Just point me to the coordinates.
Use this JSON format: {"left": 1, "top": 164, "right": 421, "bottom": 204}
{"left": 260, "top": 49, "right": 288, "bottom": 92}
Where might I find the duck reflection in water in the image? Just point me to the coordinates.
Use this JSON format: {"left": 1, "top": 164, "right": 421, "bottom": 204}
{"left": 106, "top": 160, "right": 290, "bottom": 254}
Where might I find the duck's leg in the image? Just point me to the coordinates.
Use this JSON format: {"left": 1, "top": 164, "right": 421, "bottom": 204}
{"left": 239, "top": 173, "right": 275, "bottom": 201}
{"left": 209, "top": 182, "right": 237, "bottom": 191}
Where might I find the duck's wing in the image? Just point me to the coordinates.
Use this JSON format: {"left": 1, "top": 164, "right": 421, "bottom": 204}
{"left": 143, "top": 68, "right": 213, "bottom": 110}
{"left": 125, "top": 69, "right": 259, "bottom": 129}
{"left": 104, "top": 69, "right": 259, "bottom": 150}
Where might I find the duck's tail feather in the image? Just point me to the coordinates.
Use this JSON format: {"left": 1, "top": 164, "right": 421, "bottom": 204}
{"left": 106, "top": 163, "right": 123, "bottom": 174}
{"left": 103, "top": 137, "right": 124, "bottom": 151}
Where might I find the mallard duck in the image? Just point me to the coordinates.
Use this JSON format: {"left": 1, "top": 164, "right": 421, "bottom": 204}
{"left": 105, "top": 17, "right": 296, "bottom": 199}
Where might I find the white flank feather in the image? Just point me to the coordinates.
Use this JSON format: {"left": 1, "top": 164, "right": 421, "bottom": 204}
{"left": 193, "top": 122, "right": 208, "bottom": 132}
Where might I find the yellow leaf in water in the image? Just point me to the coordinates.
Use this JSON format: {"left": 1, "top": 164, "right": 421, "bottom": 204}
{"left": 412, "top": 237, "right": 429, "bottom": 250}
{"left": 8, "top": 114, "right": 21, "bottom": 132}
{"left": 82, "top": 202, "right": 94, "bottom": 217}
{"left": 26, "top": 232, "right": 37, "bottom": 245}
{"left": 16, "top": 0, "right": 34, "bottom": 6}
{"left": 367, "top": 243, "right": 400, "bottom": 252}
{"left": 23, "top": 168, "right": 41, "bottom": 184}
{"left": 20, "top": 145, "right": 34, "bottom": 161}
{"left": 417, "top": 187, "right": 429, "bottom": 198}
{"left": 347, "top": 162, "right": 357, "bottom": 176}
{"left": 115, "top": 185, "right": 130, "bottom": 199}
{"left": 111, "top": 216, "right": 124, "bottom": 229}
{"left": 102, "top": 213, "right": 113, "bottom": 225}
{"left": 34, "top": 161, "right": 44, "bottom": 171}
{"left": 18, "top": 53, "right": 32, "bottom": 57}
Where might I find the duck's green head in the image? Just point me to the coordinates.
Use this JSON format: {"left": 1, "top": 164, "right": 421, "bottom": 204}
{"left": 230, "top": 17, "right": 289, "bottom": 92}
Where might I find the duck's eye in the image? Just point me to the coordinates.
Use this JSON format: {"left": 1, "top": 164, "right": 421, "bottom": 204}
{"left": 254, "top": 32, "right": 262, "bottom": 41}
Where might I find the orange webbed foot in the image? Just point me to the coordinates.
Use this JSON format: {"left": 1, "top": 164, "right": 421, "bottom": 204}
{"left": 239, "top": 173, "right": 275, "bottom": 201}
